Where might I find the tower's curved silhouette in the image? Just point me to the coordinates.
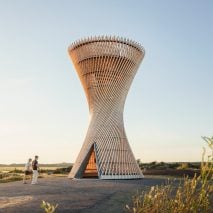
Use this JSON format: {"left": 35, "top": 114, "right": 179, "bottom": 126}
{"left": 68, "top": 36, "right": 145, "bottom": 179}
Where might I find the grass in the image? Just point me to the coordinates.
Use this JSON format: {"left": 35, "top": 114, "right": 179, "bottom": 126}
{"left": 0, "top": 166, "right": 70, "bottom": 183}
{"left": 41, "top": 200, "right": 58, "bottom": 213}
{"left": 126, "top": 136, "right": 213, "bottom": 213}
{"left": 0, "top": 167, "right": 61, "bottom": 172}
{"left": 0, "top": 174, "right": 23, "bottom": 183}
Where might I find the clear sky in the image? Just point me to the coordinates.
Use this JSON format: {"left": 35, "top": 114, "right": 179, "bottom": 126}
{"left": 0, "top": 0, "right": 212, "bottom": 164}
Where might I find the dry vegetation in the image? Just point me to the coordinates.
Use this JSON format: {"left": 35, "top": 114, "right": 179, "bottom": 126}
{"left": 41, "top": 200, "right": 58, "bottom": 213}
{"left": 0, "top": 166, "right": 71, "bottom": 183}
{"left": 126, "top": 136, "right": 213, "bottom": 213}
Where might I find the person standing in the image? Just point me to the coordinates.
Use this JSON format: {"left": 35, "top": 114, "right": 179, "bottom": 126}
{"left": 31, "top": 155, "right": 39, "bottom": 184}
{"left": 23, "top": 158, "right": 32, "bottom": 184}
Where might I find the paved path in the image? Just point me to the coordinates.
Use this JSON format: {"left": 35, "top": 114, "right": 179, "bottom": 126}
{"left": 0, "top": 176, "right": 168, "bottom": 213}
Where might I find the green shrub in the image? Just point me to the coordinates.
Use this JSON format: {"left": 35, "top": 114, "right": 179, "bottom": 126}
{"left": 52, "top": 166, "right": 72, "bottom": 174}
{"left": 167, "top": 162, "right": 180, "bottom": 169}
{"left": 177, "top": 162, "right": 189, "bottom": 170}
{"left": 0, "top": 173, "right": 23, "bottom": 183}
{"left": 39, "top": 169, "right": 55, "bottom": 174}
{"left": 188, "top": 162, "right": 200, "bottom": 169}
{"left": 8, "top": 169, "right": 23, "bottom": 174}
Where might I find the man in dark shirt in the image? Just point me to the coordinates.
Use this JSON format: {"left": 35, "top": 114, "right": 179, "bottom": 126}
{"left": 31, "top": 155, "right": 39, "bottom": 184}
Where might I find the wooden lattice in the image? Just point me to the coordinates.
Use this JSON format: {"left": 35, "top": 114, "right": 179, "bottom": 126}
{"left": 68, "top": 36, "right": 145, "bottom": 179}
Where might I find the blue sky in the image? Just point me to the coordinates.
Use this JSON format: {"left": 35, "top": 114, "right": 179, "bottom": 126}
{"left": 0, "top": 0, "right": 212, "bottom": 163}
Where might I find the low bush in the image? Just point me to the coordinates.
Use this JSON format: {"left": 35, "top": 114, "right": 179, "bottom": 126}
{"left": 167, "top": 162, "right": 180, "bottom": 169}
{"left": 52, "top": 166, "right": 72, "bottom": 174}
{"left": 143, "top": 169, "right": 200, "bottom": 178}
{"left": 39, "top": 169, "right": 55, "bottom": 174}
{"left": 177, "top": 162, "right": 189, "bottom": 170}
{"left": 0, "top": 173, "right": 23, "bottom": 183}
{"left": 8, "top": 169, "right": 23, "bottom": 174}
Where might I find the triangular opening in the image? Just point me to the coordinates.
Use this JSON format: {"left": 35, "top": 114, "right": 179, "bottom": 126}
{"left": 82, "top": 145, "right": 98, "bottom": 178}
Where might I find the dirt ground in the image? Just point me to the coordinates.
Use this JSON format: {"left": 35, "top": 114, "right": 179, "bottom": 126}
{"left": 0, "top": 176, "right": 169, "bottom": 213}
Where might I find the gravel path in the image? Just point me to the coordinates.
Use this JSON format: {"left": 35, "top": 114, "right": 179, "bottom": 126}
{"left": 0, "top": 176, "right": 168, "bottom": 213}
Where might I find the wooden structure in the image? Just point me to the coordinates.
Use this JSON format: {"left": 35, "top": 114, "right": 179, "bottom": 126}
{"left": 68, "top": 36, "right": 145, "bottom": 179}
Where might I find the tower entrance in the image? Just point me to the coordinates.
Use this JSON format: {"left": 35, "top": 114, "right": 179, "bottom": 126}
{"left": 83, "top": 145, "right": 98, "bottom": 178}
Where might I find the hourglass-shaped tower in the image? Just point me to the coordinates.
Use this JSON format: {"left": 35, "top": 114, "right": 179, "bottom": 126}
{"left": 68, "top": 36, "right": 145, "bottom": 179}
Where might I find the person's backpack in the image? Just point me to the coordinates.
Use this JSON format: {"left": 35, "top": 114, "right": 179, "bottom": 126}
{"left": 32, "top": 160, "right": 37, "bottom": 170}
